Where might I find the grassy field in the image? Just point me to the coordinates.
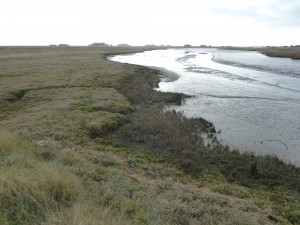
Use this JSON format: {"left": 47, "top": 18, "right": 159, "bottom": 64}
{"left": 0, "top": 46, "right": 300, "bottom": 225}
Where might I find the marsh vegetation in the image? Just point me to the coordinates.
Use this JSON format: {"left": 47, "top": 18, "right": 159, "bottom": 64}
{"left": 220, "top": 46, "right": 300, "bottom": 60}
{"left": 0, "top": 46, "right": 299, "bottom": 224}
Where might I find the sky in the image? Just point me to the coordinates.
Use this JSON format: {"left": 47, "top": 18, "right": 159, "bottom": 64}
{"left": 1, "top": 0, "right": 300, "bottom": 46}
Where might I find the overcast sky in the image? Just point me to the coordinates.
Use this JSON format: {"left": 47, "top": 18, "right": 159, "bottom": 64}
{"left": 1, "top": 0, "right": 300, "bottom": 46}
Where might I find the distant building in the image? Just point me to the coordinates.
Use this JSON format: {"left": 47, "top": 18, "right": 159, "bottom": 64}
{"left": 58, "top": 44, "right": 69, "bottom": 47}
{"left": 184, "top": 44, "right": 192, "bottom": 47}
{"left": 117, "top": 44, "right": 131, "bottom": 47}
{"left": 89, "top": 42, "right": 109, "bottom": 47}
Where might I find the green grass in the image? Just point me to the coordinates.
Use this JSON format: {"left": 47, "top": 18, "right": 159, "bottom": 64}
{"left": 0, "top": 46, "right": 300, "bottom": 224}
{"left": 72, "top": 102, "right": 94, "bottom": 112}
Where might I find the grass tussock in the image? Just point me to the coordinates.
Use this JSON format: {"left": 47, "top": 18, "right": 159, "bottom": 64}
{"left": 0, "top": 47, "right": 300, "bottom": 224}
{"left": 43, "top": 204, "right": 126, "bottom": 225}
{"left": 0, "top": 131, "right": 80, "bottom": 225}
{"left": 0, "top": 131, "right": 21, "bottom": 155}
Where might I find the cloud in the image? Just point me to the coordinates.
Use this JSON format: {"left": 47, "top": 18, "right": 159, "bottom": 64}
{"left": 213, "top": 0, "right": 300, "bottom": 27}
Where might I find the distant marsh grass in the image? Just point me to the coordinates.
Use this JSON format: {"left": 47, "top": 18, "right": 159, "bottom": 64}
{"left": 220, "top": 46, "right": 300, "bottom": 60}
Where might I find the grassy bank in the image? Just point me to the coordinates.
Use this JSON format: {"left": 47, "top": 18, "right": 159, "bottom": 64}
{"left": 0, "top": 46, "right": 300, "bottom": 224}
{"left": 219, "top": 46, "right": 300, "bottom": 59}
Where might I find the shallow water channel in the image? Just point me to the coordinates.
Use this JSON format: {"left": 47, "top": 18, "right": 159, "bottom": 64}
{"left": 111, "top": 48, "right": 300, "bottom": 166}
